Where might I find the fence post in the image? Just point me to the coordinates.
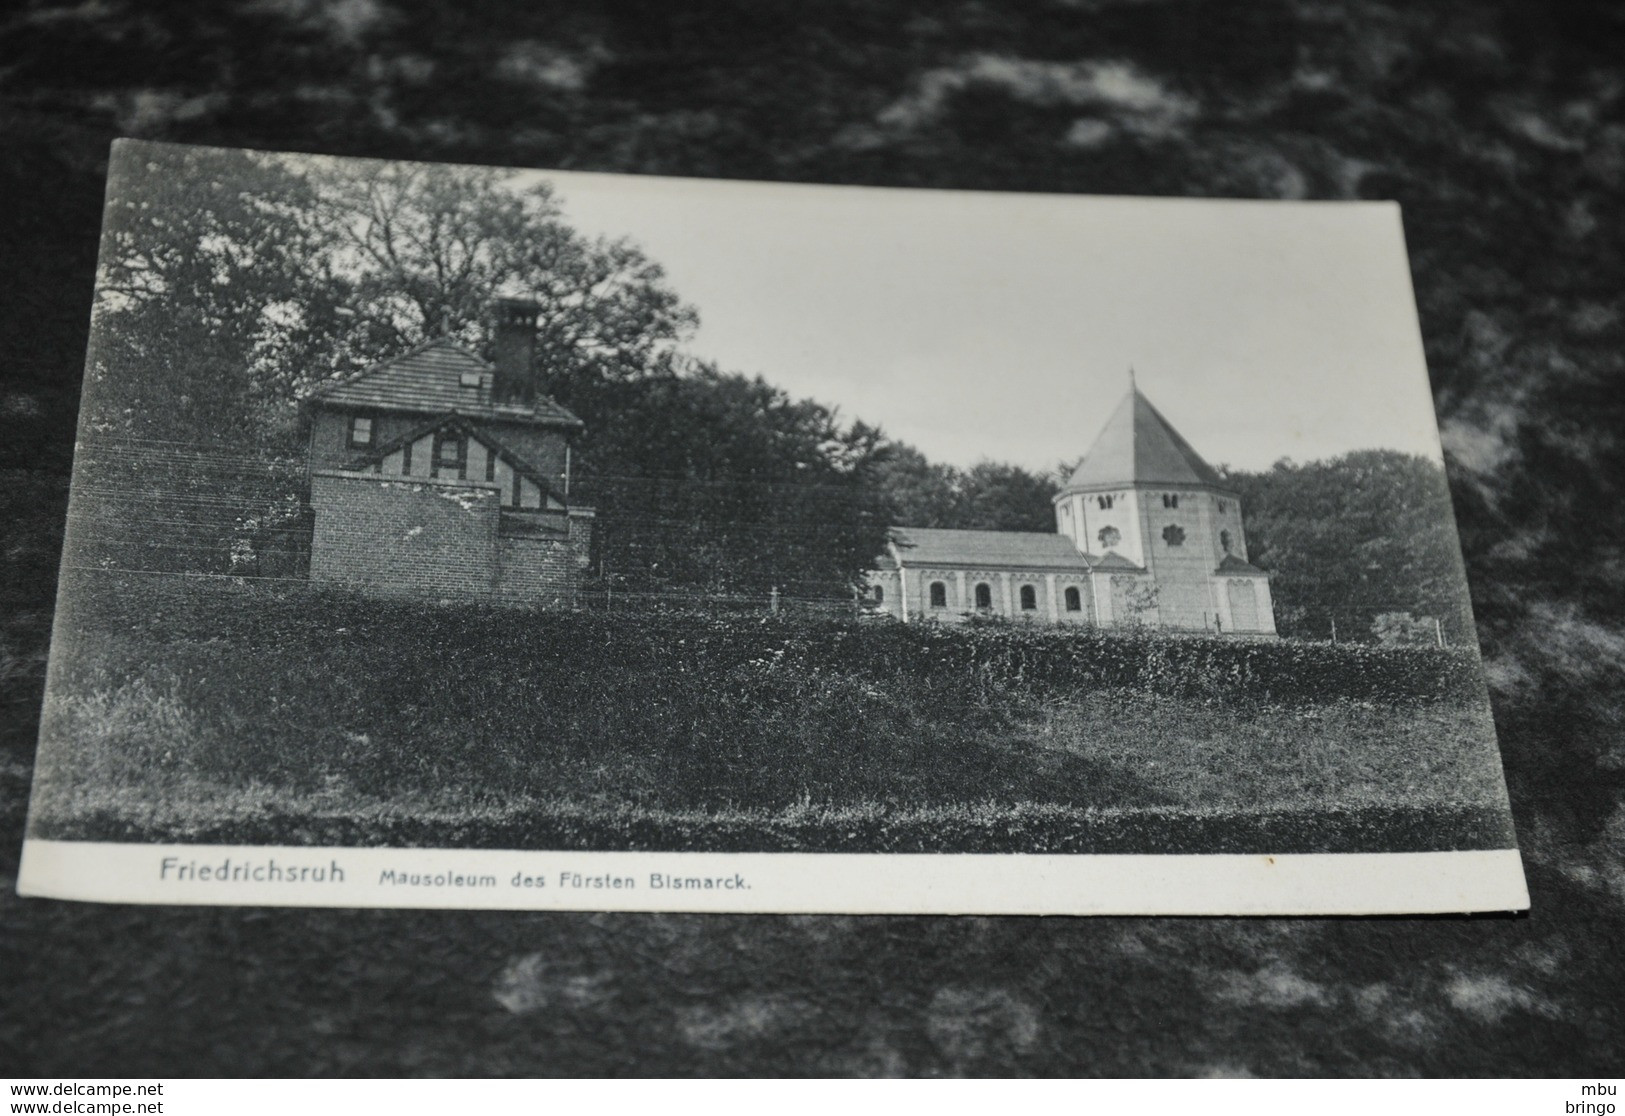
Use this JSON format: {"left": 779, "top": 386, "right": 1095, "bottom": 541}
{"left": 1329, "top": 617, "right": 1337, "bottom": 645}
{"left": 770, "top": 585, "right": 780, "bottom": 615}
{"left": 1435, "top": 617, "right": 1444, "bottom": 648}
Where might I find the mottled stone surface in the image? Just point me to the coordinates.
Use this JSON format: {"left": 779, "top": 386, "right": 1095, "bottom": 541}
{"left": 2, "top": 0, "right": 1623, "bottom": 1076}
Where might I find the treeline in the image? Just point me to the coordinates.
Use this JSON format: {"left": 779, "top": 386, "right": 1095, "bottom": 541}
{"left": 872, "top": 444, "right": 1475, "bottom": 644}
{"left": 90, "top": 144, "right": 1472, "bottom": 632}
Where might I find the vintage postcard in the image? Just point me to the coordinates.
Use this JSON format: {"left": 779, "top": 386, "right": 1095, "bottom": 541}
{"left": 17, "top": 140, "right": 1527, "bottom": 914}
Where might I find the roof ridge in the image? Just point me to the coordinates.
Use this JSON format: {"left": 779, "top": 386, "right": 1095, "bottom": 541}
{"left": 418, "top": 334, "right": 494, "bottom": 369}
{"left": 1060, "top": 385, "right": 1228, "bottom": 492}
{"left": 892, "top": 526, "right": 1068, "bottom": 537}
{"left": 306, "top": 332, "right": 585, "bottom": 428}
{"left": 305, "top": 333, "right": 488, "bottom": 399}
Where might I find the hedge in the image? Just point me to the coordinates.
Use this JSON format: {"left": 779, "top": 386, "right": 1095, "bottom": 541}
{"left": 60, "top": 571, "right": 1486, "bottom": 707}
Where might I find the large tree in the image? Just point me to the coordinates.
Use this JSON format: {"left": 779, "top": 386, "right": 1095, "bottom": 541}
{"left": 89, "top": 143, "right": 699, "bottom": 451}
{"left": 572, "top": 365, "right": 890, "bottom": 597}
{"left": 90, "top": 145, "right": 323, "bottom": 447}
{"left": 303, "top": 157, "right": 698, "bottom": 394}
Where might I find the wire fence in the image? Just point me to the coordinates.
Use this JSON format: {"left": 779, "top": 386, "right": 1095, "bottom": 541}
{"left": 26, "top": 435, "right": 1476, "bottom": 644}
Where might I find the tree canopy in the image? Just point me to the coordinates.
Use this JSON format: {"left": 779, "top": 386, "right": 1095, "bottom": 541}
{"left": 1221, "top": 451, "right": 1474, "bottom": 642}
{"left": 872, "top": 446, "right": 1061, "bottom": 533}
{"left": 91, "top": 145, "right": 698, "bottom": 450}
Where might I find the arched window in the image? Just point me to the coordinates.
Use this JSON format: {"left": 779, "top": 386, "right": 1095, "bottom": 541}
{"left": 1098, "top": 525, "right": 1121, "bottom": 549}
{"left": 1162, "top": 493, "right": 1180, "bottom": 509}
{"left": 1064, "top": 586, "right": 1082, "bottom": 612}
{"left": 1020, "top": 584, "right": 1037, "bottom": 610}
{"left": 1097, "top": 495, "right": 1114, "bottom": 510}
{"left": 1217, "top": 499, "right": 1228, "bottom": 514}
{"left": 929, "top": 581, "right": 947, "bottom": 608}
{"left": 1219, "top": 529, "right": 1232, "bottom": 554}
{"left": 1162, "top": 524, "right": 1186, "bottom": 547}
{"left": 872, "top": 584, "right": 885, "bottom": 604}
{"left": 974, "top": 583, "right": 992, "bottom": 610}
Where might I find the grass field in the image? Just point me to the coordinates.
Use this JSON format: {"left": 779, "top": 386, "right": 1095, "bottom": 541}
{"left": 25, "top": 571, "right": 1516, "bottom": 853}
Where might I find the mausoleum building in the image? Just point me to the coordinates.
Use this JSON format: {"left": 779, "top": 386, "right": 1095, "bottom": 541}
{"left": 868, "top": 386, "right": 1276, "bottom": 635}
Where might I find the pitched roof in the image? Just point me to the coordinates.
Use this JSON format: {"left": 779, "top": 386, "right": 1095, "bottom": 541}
{"left": 1087, "top": 551, "right": 1147, "bottom": 573}
{"left": 1215, "top": 553, "right": 1269, "bottom": 577}
{"left": 1061, "top": 387, "right": 1227, "bottom": 492}
{"left": 889, "top": 527, "right": 1093, "bottom": 570}
{"left": 308, "top": 337, "right": 583, "bottom": 428}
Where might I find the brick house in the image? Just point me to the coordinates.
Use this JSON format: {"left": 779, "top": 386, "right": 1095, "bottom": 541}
{"left": 303, "top": 298, "right": 594, "bottom": 603}
{"left": 868, "top": 384, "right": 1276, "bottom": 635}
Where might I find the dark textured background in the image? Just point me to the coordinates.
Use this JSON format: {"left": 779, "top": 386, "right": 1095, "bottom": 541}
{"left": 2, "top": 0, "right": 1623, "bottom": 1076}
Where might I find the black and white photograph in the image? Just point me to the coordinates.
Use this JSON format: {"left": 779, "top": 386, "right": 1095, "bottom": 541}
{"left": 6, "top": 0, "right": 1625, "bottom": 1084}
{"left": 17, "top": 140, "right": 1524, "bottom": 914}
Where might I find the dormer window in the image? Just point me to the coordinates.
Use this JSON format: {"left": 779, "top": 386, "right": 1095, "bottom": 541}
{"left": 348, "top": 415, "right": 374, "bottom": 448}
{"left": 459, "top": 371, "right": 482, "bottom": 388}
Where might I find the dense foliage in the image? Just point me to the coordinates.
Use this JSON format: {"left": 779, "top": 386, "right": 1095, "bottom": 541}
{"left": 872, "top": 445, "right": 1063, "bottom": 533}
{"left": 1222, "top": 451, "right": 1475, "bottom": 641}
{"left": 566, "top": 366, "right": 892, "bottom": 595}
{"left": 91, "top": 145, "right": 698, "bottom": 449}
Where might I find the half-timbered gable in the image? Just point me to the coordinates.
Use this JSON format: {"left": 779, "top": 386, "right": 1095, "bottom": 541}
{"left": 347, "top": 414, "right": 569, "bottom": 513}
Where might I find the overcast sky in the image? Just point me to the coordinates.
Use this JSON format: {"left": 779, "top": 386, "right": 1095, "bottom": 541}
{"left": 525, "top": 169, "right": 1444, "bottom": 475}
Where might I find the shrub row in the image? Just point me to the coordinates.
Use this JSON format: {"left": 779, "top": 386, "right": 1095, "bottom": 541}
{"left": 66, "top": 572, "right": 1486, "bottom": 707}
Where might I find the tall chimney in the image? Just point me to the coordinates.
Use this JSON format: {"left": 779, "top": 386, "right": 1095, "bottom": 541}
{"left": 492, "top": 297, "right": 540, "bottom": 405}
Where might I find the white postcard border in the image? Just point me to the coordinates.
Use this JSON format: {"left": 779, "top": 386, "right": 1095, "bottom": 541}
{"left": 17, "top": 840, "right": 1529, "bottom": 915}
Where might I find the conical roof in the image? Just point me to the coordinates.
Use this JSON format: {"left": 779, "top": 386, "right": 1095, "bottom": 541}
{"left": 1061, "top": 387, "right": 1227, "bottom": 492}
